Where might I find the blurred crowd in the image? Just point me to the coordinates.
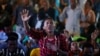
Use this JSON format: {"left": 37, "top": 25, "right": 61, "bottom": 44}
{"left": 0, "top": 0, "right": 100, "bottom": 56}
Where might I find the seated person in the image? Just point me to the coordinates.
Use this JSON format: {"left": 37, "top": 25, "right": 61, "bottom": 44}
{"left": 0, "top": 32, "right": 25, "bottom": 56}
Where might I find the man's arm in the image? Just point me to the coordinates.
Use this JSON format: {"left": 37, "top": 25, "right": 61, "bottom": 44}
{"left": 21, "top": 9, "right": 43, "bottom": 40}
{"left": 20, "top": 9, "right": 31, "bottom": 32}
{"left": 59, "top": 7, "right": 67, "bottom": 23}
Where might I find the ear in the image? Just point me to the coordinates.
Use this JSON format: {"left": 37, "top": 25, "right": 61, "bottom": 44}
{"left": 43, "top": 25, "right": 45, "bottom": 30}
{"left": 43, "top": 21, "right": 46, "bottom": 30}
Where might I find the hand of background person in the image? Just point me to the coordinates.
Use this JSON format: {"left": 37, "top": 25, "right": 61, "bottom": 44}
{"left": 20, "top": 9, "right": 31, "bottom": 22}
{"left": 46, "top": 43, "right": 57, "bottom": 51}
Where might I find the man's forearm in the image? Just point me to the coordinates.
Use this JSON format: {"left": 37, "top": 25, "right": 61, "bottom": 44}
{"left": 23, "top": 21, "right": 30, "bottom": 32}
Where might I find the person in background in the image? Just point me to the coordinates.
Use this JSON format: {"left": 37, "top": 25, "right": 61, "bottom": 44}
{"left": 0, "top": 0, "right": 13, "bottom": 15}
{"left": 60, "top": 0, "right": 69, "bottom": 10}
{"left": 0, "top": 32, "right": 25, "bottom": 56}
{"left": 35, "top": 0, "right": 55, "bottom": 29}
{"left": 81, "top": 0, "right": 96, "bottom": 40}
{"left": 82, "top": 43, "right": 94, "bottom": 56}
{"left": 21, "top": 9, "right": 68, "bottom": 56}
{"left": 59, "top": 0, "right": 83, "bottom": 36}
{"left": 68, "top": 42, "right": 83, "bottom": 56}
{"left": 92, "top": 0, "right": 100, "bottom": 20}
{"left": 0, "top": 25, "right": 8, "bottom": 49}
{"left": 38, "top": 0, "right": 55, "bottom": 21}
{"left": 12, "top": 0, "right": 37, "bottom": 38}
{"left": 0, "top": 0, "right": 13, "bottom": 32}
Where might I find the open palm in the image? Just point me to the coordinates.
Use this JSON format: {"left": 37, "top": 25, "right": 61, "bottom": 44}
{"left": 20, "top": 9, "right": 31, "bottom": 21}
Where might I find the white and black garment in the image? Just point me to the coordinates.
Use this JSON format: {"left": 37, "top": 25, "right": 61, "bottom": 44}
{"left": 0, "top": 48, "right": 25, "bottom": 56}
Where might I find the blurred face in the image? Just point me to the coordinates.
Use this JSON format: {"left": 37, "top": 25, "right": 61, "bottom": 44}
{"left": 91, "top": 29, "right": 99, "bottom": 40}
{"left": 85, "top": 1, "right": 91, "bottom": 9}
{"left": 71, "top": 42, "right": 78, "bottom": 51}
{"left": 70, "top": 0, "right": 77, "bottom": 6}
{"left": 43, "top": 1, "right": 47, "bottom": 6}
{"left": 43, "top": 19, "right": 55, "bottom": 34}
{"left": 41, "top": 0, "right": 49, "bottom": 8}
{"left": 8, "top": 40, "right": 17, "bottom": 52}
{"left": 22, "top": 0, "right": 29, "bottom": 6}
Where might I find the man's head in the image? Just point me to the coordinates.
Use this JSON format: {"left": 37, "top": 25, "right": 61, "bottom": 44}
{"left": 43, "top": 17, "right": 55, "bottom": 35}
{"left": 70, "top": 0, "right": 78, "bottom": 8}
{"left": 6, "top": 32, "right": 18, "bottom": 52}
{"left": 70, "top": 42, "right": 79, "bottom": 51}
{"left": 85, "top": 0, "right": 92, "bottom": 9}
{"left": 21, "top": 0, "right": 29, "bottom": 6}
{"left": 39, "top": 0, "right": 49, "bottom": 8}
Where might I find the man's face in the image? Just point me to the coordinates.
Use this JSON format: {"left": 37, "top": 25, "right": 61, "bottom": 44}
{"left": 43, "top": 19, "right": 55, "bottom": 33}
{"left": 8, "top": 40, "right": 17, "bottom": 52}
{"left": 84, "top": 1, "right": 90, "bottom": 9}
{"left": 22, "top": 0, "right": 29, "bottom": 6}
{"left": 71, "top": 42, "right": 78, "bottom": 51}
{"left": 91, "top": 29, "right": 99, "bottom": 40}
{"left": 40, "top": 0, "right": 49, "bottom": 8}
{"left": 70, "top": 0, "right": 77, "bottom": 6}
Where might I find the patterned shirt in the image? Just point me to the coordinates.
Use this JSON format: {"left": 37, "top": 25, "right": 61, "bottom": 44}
{"left": 27, "top": 29, "right": 68, "bottom": 56}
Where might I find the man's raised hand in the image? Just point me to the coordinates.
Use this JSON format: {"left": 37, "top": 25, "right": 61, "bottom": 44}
{"left": 20, "top": 9, "right": 31, "bottom": 22}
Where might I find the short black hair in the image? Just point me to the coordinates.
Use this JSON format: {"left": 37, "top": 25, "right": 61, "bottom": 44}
{"left": 6, "top": 32, "right": 18, "bottom": 42}
{"left": 86, "top": 0, "right": 92, "bottom": 6}
{"left": 40, "top": 17, "right": 53, "bottom": 30}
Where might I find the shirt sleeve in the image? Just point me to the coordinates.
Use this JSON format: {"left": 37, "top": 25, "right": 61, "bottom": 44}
{"left": 80, "top": 10, "right": 86, "bottom": 22}
{"left": 59, "top": 7, "right": 68, "bottom": 22}
{"left": 27, "top": 29, "right": 44, "bottom": 40}
{"left": 20, "top": 49, "right": 26, "bottom": 56}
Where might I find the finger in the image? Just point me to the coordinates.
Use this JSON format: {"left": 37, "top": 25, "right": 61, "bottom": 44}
{"left": 28, "top": 15, "right": 31, "bottom": 19}
{"left": 26, "top": 10, "right": 29, "bottom": 16}
{"left": 24, "top": 9, "right": 26, "bottom": 14}
{"left": 22, "top": 9, "right": 25, "bottom": 15}
{"left": 25, "top": 9, "right": 27, "bottom": 13}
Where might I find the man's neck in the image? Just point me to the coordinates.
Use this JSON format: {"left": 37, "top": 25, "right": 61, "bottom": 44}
{"left": 47, "top": 32, "right": 54, "bottom": 38}
{"left": 71, "top": 5, "right": 77, "bottom": 10}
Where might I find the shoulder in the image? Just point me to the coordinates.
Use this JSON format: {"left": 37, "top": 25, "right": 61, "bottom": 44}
{"left": 63, "top": 6, "right": 69, "bottom": 11}
{"left": 76, "top": 5, "right": 82, "bottom": 12}
{"left": 89, "top": 10, "right": 95, "bottom": 14}
{"left": 57, "top": 34, "right": 66, "bottom": 40}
